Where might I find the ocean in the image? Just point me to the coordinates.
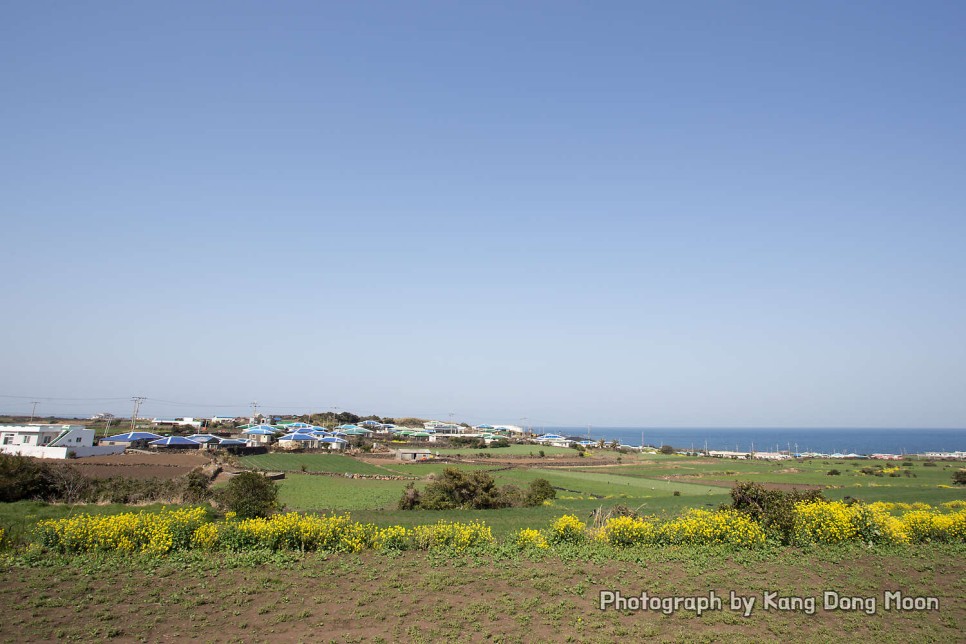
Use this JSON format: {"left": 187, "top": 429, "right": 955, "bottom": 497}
{"left": 542, "top": 427, "right": 965, "bottom": 456}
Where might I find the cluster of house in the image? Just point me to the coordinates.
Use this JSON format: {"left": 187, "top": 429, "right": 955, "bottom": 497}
{"left": 0, "top": 425, "right": 127, "bottom": 459}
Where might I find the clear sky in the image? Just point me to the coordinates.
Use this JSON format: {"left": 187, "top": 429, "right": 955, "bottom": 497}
{"left": 2, "top": 1, "right": 965, "bottom": 427}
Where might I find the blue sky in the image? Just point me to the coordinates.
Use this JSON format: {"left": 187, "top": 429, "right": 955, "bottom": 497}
{"left": 2, "top": 2, "right": 964, "bottom": 427}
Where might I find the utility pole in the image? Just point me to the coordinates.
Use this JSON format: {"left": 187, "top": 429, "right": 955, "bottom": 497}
{"left": 29, "top": 401, "right": 39, "bottom": 422}
{"left": 250, "top": 401, "right": 258, "bottom": 425}
{"left": 130, "top": 396, "right": 145, "bottom": 432}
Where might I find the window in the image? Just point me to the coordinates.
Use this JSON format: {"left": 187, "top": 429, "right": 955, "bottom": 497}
{"left": 42, "top": 436, "right": 51, "bottom": 444}
{"left": 2, "top": 435, "right": 11, "bottom": 445}
{"left": 76, "top": 437, "right": 82, "bottom": 443}
{"left": 22, "top": 436, "right": 31, "bottom": 444}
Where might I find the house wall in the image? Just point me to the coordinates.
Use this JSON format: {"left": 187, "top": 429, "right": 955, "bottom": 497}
{"left": 0, "top": 444, "right": 127, "bottom": 459}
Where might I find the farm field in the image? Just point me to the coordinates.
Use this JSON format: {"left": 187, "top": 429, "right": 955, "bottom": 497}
{"left": 429, "top": 444, "right": 600, "bottom": 457}
{"left": 1, "top": 545, "right": 962, "bottom": 642}
{"left": 274, "top": 474, "right": 407, "bottom": 512}
{"left": 574, "top": 455, "right": 966, "bottom": 506}
{"left": 222, "top": 452, "right": 966, "bottom": 534}
{"left": 240, "top": 453, "right": 396, "bottom": 476}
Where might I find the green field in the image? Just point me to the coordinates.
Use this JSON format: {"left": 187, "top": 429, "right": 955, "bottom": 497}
{"left": 248, "top": 453, "right": 964, "bottom": 535}
{"left": 574, "top": 455, "right": 966, "bottom": 506}
{"left": 240, "top": 453, "right": 397, "bottom": 475}
{"left": 429, "top": 444, "right": 595, "bottom": 457}
{"left": 276, "top": 473, "right": 407, "bottom": 512}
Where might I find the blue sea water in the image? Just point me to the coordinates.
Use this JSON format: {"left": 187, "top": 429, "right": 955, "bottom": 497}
{"left": 543, "top": 427, "right": 965, "bottom": 456}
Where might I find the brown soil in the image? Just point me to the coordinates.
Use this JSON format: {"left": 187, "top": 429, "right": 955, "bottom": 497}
{"left": 50, "top": 451, "right": 213, "bottom": 480}
{"left": 1, "top": 548, "right": 962, "bottom": 642}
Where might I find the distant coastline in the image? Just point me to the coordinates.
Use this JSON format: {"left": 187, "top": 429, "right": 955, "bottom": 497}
{"left": 542, "top": 427, "right": 966, "bottom": 456}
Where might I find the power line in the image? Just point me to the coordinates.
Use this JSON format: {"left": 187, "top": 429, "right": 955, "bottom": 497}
{"left": 130, "top": 396, "right": 146, "bottom": 432}
{"left": 0, "top": 395, "right": 130, "bottom": 401}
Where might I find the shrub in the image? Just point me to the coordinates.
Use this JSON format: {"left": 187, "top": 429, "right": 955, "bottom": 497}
{"left": 659, "top": 445, "right": 675, "bottom": 455}
{"left": 217, "top": 472, "right": 279, "bottom": 518}
{"left": 397, "top": 482, "right": 421, "bottom": 510}
{"left": 827, "top": 469, "right": 841, "bottom": 476}
{"left": 416, "top": 468, "right": 509, "bottom": 510}
{"left": 730, "top": 482, "right": 825, "bottom": 544}
{"left": 524, "top": 478, "right": 556, "bottom": 507}
{"left": 952, "top": 470, "right": 966, "bottom": 486}
{"left": 0, "top": 455, "right": 54, "bottom": 502}
{"left": 494, "top": 484, "right": 524, "bottom": 508}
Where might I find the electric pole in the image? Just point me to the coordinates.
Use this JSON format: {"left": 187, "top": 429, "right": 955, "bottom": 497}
{"left": 130, "top": 396, "right": 146, "bottom": 432}
{"left": 251, "top": 401, "right": 258, "bottom": 425}
{"left": 29, "top": 401, "right": 39, "bottom": 422}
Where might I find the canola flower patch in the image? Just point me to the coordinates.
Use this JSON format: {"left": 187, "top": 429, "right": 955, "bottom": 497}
{"left": 27, "top": 502, "right": 966, "bottom": 557}
{"left": 793, "top": 501, "right": 966, "bottom": 545}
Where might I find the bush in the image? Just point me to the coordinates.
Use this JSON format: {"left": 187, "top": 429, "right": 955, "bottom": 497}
{"left": 953, "top": 470, "right": 966, "bottom": 486}
{"left": 524, "top": 478, "right": 556, "bottom": 507}
{"left": 827, "top": 469, "right": 841, "bottom": 476}
{"left": 0, "top": 455, "right": 54, "bottom": 502}
{"left": 397, "top": 482, "right": 421, "bottom": 510}
{"left": 659, "top": 445, "right": 675, "bottom": 455}
{"left": 217, "top": 472, "right": 279, "bottom": 518}
{"left": 730, "top": 482, "right": 825, "bottom": 544}
{"left": 413, "top": 468, "right": 509, "bottom": 510}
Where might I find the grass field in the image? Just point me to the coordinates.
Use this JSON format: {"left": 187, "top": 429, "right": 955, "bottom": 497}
{"left": 244, "top": 453, "right": 964, "bottom": 534}
{"left": 430, "top": 444, "right": 597, "bottom": 457}
{"left": 575, "top": 455, "right": 966, "bottom": 505}
{"left": 240, "top": 453, "right": 397, "bottom": 476}
{"left": 2, "top": 545, "right": 962, "bottom": 642}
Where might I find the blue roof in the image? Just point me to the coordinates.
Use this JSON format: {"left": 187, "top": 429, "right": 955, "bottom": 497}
{"left": 104, "top": 431, "right": 162, "bottom": 442}
{"left": 149, "top": 436, "right": 201, "bottom": 446}
{"left": 217, "top": 438, "right": 248, "bottom": 446}
{"left": 321, "top": 436, "right": 348, "bottom": 443}
{"left": 242, "top": 427, "right": 277, "bottom": 435}
{"left": 279, "top": 433, "right": 318, "bottom": 441}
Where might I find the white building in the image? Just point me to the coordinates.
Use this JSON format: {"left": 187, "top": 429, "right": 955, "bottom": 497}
{"left": 0, "top": 425, "right": 126, "bottom": 459}
{"left": 151, "top": 417, "right": 203, "bottom": 429}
